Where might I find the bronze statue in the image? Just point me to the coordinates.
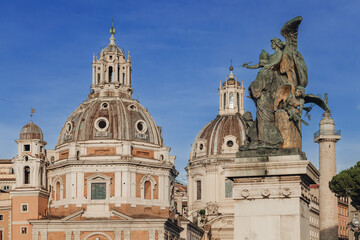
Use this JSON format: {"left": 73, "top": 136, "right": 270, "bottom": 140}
{"left": 242, "top": 16, "right": 330, "bottom": 150}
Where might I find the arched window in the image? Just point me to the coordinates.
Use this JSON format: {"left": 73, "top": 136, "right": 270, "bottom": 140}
{"left": 223, "top": 93, "right": 226, "bottom": 109}
{"left": 122, "top": 73, "right": 125, "bottom": 84}
{"left": 97, "top": 73, "right": 100, "bottom": 84}
{"left": 39, "top": 167, "right": 43, "bottom": 186}
{"left": 237, "top": 93, "right": 240, "bottom": 111}
{"left": 196, "top": 180, "right": 201, "bottom": 200}
{"left": 140, "top": 175, "right": 156, "bottom": 200}
{"left": 144, "top": 181, "right": 152, "bottom": 200}
{"left": 225, "top": 179, "right": 233, "bottom": 198}
{"left": 24, "top": 166, "right": 30, "bottom": 184}
{"left": 108, "top": 66, "right": 113, "bottom": 82}
{"left": 56, "top": 182, "right": 61, "bottom": 201}
{"left": 229, "top": 92, "right": 234, "bottom": 109}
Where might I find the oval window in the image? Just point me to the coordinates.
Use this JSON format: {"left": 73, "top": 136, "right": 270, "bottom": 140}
{"left": 227, "top": 140, "right": 234, "bottom": 147}
{"left": 137, "top": 122, "right": 144, "bottom": 131}
{"left": 135, "top": 120, "right": 147, "bottom": 133}
{"left": 65, "top": 122, "right": 72, "bottom": 134}
{"left": 199, "top": 143, "right": 204, "bottom": 150}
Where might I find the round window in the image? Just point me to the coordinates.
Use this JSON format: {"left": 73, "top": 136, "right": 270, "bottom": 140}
{"left": 227, "top": 140, "right": 234, "bottom": 147}
{"left": 199, "top": 143, "right": 204, "bottom": 150}
{"left": 135, "top": 120, "right": 147, "bottom": 133}
{"left": 94, "top": 117, "right": 109, "bottom": 132}
{"left": 98, "top": 120, "right": 107, "bottom": 129}
{"left": 102, "top": 102, "right": 109, "bottom": 109}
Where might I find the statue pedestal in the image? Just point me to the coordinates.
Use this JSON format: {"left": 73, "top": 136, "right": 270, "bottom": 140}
{"left": 223, "top": 151, "right": 319, "bottom": 240}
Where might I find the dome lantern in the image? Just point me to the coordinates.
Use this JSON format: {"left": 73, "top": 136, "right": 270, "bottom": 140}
{"left": 219, "top": 64, "right": 245, "bottom": 116}
{"left": 91, "top": 21, "right": 133, "bottom": 98}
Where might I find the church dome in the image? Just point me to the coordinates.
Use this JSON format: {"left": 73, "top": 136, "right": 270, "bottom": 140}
{"left": 190, "top": 114, "right": 246, "bottom": 160}
{"left": 57, "top": 97, "right": 163, "bottom": 146}
{"left": 20, "top": 121, "right": 43, "bottom": 141}
{"left": 189, "top": 67, "right": 247, "bottom": 161}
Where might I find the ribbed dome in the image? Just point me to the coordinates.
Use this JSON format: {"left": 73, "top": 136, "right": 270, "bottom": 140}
{"left": 190, "top": 114, "right": 246, "bottom": 160}
{"left": 57, "top": 97, "right": 163, "bottom": 146}
{"left": 101, "top": 44, "right": 123, "bottom": 55}
{"left": 20, "top": 121, "right": 43, "bottom": 141}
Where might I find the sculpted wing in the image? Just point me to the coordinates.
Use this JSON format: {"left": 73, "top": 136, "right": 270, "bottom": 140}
{"left": 304, "top": 94, "right": 331, "bottom": 113}
{"left": 281, "top": 16, "right": 303, "bottom": 54}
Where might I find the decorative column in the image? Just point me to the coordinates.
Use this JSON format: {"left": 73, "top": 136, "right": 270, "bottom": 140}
{"left": 92, "top": 63, "right": 96, "bottom": 85}
{"left": 114, "top": 61, "right": 119, "bottom": 83}
{"left": 65, "top": 230, "right": 72, "bottom": 240}
{"left": 124, "top": 230, "right": 130, "bottom": 240}
{"left": 101, "top": 64, "right": 105, "bottom": 83}
{"left": 314, "top": 112, "right": 341, "bottom": 240}
{"left": 40, "top": 230, "right": 47, "bottom": 240}
{"left": 74, "top": 231, "right": 80, "bottom": 240}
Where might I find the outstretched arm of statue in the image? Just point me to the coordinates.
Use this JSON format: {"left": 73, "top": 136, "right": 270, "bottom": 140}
{"left": 242, "top": 63, "right": 260, "bottom": 69}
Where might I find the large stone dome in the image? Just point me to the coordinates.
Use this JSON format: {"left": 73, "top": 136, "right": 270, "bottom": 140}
{"left": 189, "top": 114, "right": 246, "bottom": 160}
{"left": 57, "top": 97, "right": 163, "bottom": 147}
{"left": 20, "top": 121, "right": 44, "bottom": 141}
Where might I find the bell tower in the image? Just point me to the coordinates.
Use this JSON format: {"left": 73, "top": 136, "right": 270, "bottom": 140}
{"left": 219, "top": 65, "right": 245, "bottom": 116}
{"left": 91, "top": 23, "right": 133, "bottom": 98}
{"left": 11, "top": 121, "right": 49, "bottom": 240}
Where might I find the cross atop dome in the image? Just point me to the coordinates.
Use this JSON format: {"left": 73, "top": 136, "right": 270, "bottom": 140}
{"left": 109, "top": 18, "right": 116, "bottom": 45}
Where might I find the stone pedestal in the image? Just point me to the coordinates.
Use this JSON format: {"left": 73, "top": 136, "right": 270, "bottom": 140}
{"left": 224, "top": 150, "right": 319, "bottom": 240}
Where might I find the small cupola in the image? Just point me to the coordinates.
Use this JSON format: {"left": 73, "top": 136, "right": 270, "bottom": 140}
{"left": 13, "top": 121, "right": 47, "bottom": 189}
{"left": 219, "top": 64, "right": 245, "bottom": 115}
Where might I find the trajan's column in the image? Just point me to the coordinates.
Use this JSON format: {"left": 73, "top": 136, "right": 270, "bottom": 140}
{"left": 314, "top": 111, "right": 341, "bottom": 240}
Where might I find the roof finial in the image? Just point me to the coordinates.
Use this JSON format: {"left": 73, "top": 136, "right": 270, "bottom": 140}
{"left": 110, "top": 18, "right": 116, "bottom": 45}
{"left": 30, "top": 108, "right": 35, "bottom": 122}
{"left": 229, "top": 59, "right": 234, "bottom": 72}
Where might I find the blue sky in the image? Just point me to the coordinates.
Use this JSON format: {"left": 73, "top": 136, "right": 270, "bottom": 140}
{"left": 0, "top": 0, "right": 359, "bottom": 183}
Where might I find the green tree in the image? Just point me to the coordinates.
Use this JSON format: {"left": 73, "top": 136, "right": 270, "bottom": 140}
{"left": 329, "top": 162, "right": 360, "bottom": 210}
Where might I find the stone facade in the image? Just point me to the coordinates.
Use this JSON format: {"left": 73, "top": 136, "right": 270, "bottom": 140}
{"left": 186, "top": 67, "right": 246, "bottom": 240}
{"left": 0, "top": 25, "right": 186, "bottom": 240}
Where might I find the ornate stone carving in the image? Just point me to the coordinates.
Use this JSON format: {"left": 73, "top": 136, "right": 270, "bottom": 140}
{"left": 206, "top": 202, "right": 219, "bottom": 215}
{"left": 262, "top": 188, "right": 271, "bottom": 197}
{"left": 282, "top": 187, "right": 291, "bottom": 197}
{"left": 241, "top": 189, "right": 250, "bottom": 198}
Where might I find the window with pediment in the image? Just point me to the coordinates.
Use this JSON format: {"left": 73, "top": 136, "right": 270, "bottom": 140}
{"left": 86, "top": 173, "right": 111, "bottom": 201}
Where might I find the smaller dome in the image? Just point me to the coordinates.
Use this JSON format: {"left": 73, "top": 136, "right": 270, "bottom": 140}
{"left": 101, "top": 44, "right": 123, "bottom": 55}
{"left": 190, "top": 114, "right": 246, "bottom": 160}
{"left": 20, "top": 121, "right": 43, "bottom": 141}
